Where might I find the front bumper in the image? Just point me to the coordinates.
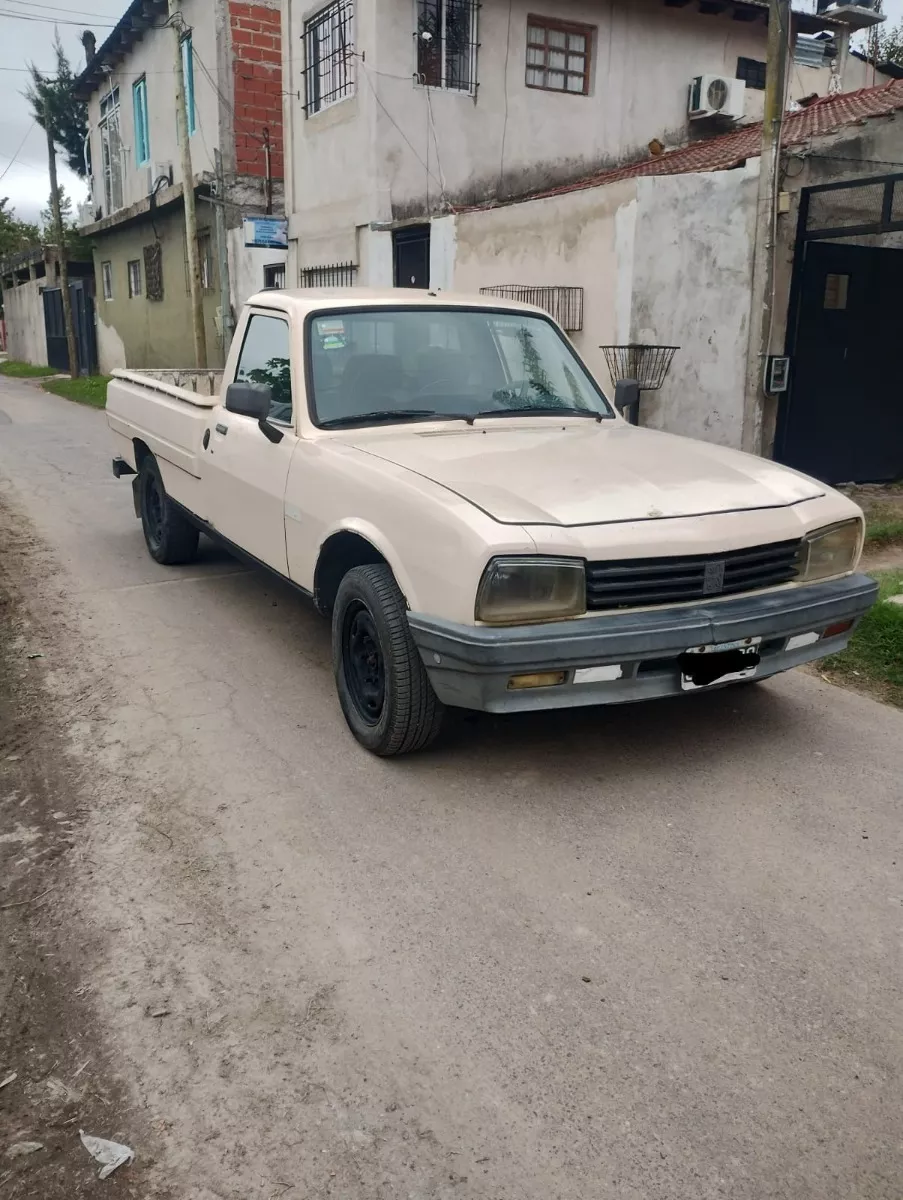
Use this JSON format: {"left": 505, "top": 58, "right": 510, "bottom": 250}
{"left": 407, "top": 573, "right": 878, "bottom": 713}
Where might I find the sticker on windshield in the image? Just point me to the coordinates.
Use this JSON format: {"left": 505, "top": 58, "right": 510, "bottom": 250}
{"left": 316, "top": 319, "right": 346, "bottom": 350}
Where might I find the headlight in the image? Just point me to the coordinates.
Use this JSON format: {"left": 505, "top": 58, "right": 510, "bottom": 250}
{"left": 476, "top": 557, "right": 586, "bottom": 625}
{"left": 799, "top": 519, "right": 863, "bottom": 582}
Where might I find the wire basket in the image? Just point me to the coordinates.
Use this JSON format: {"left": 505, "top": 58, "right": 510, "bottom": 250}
{"left": 600, "top": 345, "right": 679, "bottom": 391}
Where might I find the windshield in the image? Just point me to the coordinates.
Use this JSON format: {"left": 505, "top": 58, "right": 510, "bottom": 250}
{"left": 307, "top": 308, "right": 614, "bottom": 427}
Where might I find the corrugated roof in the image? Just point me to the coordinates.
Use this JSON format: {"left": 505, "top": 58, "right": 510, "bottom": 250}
{"left": 460, "top": 79, "right": 903, "bottom": 211}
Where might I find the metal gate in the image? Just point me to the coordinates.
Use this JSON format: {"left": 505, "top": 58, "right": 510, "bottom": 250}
{"left": 776, "top": 173, "right": 903, "bottom": 484}
{"left": 42, "top": 279, "right": 98, "bottom": 376}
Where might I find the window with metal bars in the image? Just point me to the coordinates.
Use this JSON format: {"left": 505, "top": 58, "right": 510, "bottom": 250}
{"left": 143, "top": 242, "right": 163, "bottom": 302}
{"left": 301, "top": 261, "right": 358, "bottom": 288}
{"left": 479, "top": 285, "right": 584, "bottom": 332}
{"left": 417, "top": 0, "right": 479, "bottom": 93}
{"left": 303, "top": 0, "right": 354, "bottom": 116}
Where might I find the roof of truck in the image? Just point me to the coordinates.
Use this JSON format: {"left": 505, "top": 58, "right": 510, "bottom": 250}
{"left": 246, "top": 288, "right": 546, "bottom": 316}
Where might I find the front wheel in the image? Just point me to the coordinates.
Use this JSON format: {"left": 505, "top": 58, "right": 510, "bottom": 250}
{"left": 138, "top": 454, "right": 199, "bottom": 565}
{"left": 332, "top": 564, "right": 444, "bottom": 756}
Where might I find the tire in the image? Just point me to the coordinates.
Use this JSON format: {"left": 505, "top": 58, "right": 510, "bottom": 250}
{"left": 137, "top": 454, "right": 199, "bottom": 565}
{"left": 333, "top": 564, "right": 445, "bottom": 756}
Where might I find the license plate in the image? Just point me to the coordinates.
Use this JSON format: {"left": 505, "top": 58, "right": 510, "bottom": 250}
{"left": 680, "top": 637, "right": 761, "bottom": 691}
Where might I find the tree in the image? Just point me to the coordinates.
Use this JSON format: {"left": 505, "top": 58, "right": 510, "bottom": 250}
{"left": 0, "top": 198, "right": 40, "bottom": 261}
{"left": 875, "top": 20, "right": 903, "bottom": 67}
{"left": 25, "top": 32, "right": 88, "bottom": 177}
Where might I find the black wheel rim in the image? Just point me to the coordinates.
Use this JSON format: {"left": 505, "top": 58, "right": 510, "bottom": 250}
{"left": 342, "top": 601, "right": 385, "bottom": 725}
{"left": 144, "top": 473, "right": 164, "bottom": 550}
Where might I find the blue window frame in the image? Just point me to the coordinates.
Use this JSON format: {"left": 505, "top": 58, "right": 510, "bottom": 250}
{"left": 132, "top": 77, "right": 150, "bottom": 165}
{"left": 181, "top": 35, "right": 196, "bottom": 136}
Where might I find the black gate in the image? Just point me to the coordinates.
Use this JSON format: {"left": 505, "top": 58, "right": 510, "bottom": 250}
{"left": 777, "top": 173, "right": 903, "bottom": 484}
{"left": 42, "top": 280, "right": 98, "bottom": 376}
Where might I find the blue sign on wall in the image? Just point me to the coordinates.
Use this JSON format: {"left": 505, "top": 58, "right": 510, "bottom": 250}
{"left": 243, "top": 217, "right": 288, "bottom": 249}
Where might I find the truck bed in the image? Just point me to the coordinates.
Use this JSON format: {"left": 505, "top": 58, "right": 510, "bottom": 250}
{"left": 107, "top": 368, "right": 225, "bottom": 482}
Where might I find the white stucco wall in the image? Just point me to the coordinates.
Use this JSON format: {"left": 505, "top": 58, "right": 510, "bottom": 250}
{"left": 84, "top": 0, "right": 220, "bottom": 219}
{"left": 3, "top": 279, "right": 48, "bottom": 366}
{"left": 627, "top": 164, "right": 759, "bottom": 447}
{"left": 95, "top": 307, "right": 128, "bottom": 375}
{"left": 452, "top": 177, "right": 638, "bottom": 385}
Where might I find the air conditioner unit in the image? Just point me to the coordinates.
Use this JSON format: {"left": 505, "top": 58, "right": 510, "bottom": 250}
{"left": 689, "top": 74, "right": 745, "bottom": 120}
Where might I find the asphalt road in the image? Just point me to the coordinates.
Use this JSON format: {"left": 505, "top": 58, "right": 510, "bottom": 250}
{"left": 1, "top": 376, "right": 901, "bottom": 1200}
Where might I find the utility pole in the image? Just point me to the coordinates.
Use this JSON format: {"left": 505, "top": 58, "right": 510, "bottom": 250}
{"left": 742, "top": 0, "right": 790, "bottom": 456}
{"left": 44, "top": 97, "right": 79, "bottom": 378}
{"left": 213, "top": 147, "right": 234, "bottom": 354}
{"left": 169, "top": 0, "right": 207, "bottom": 368}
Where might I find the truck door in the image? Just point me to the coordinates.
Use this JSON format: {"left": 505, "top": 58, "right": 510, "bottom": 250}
{"left": 202, "top": 309, "right": 297, "bottom": 575}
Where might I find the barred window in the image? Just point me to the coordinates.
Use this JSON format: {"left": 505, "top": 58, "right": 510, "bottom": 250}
{"left": 304, "top": 0, "right": 354, "bottom": 116}
{"left": 737, "top": 56, "right": 767, "bottom": 90}
{"left": 301, "top": 261, "right": 357, "bottom": 288}
{"left": 143, "top": 242, "right": 163, "bottom": 302}
{"left": 417, "top": 0, "right": 478, "bottom": 93}
{"left": 526, "top": 17, "right": 592, "bottom": 95}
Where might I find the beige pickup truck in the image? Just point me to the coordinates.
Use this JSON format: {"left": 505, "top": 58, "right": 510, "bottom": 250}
{"left": 107, "top": 289, "right": 876, "bottom": 755}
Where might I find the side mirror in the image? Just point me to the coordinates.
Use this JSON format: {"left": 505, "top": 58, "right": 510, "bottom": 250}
{"left": 225, "top": 381, "right": 272, "bottom": 419}
{"left": 614, "top": 379, "right": 640, "bottom": 424}
{"left": 224, "top": 381, "right": 284, "bottom": 444}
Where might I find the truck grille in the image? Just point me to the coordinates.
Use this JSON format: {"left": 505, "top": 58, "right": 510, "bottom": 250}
{"left": 585, "top": 539, "right": 802, "bottom": 611}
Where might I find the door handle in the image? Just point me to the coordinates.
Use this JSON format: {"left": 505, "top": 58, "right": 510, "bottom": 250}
{"left": 215, "top": 423, "right": 228, "bottom": 435}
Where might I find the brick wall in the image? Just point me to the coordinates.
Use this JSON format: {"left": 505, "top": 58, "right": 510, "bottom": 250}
{"left": 229, "top": 0, "right": 284, "bottom": 180}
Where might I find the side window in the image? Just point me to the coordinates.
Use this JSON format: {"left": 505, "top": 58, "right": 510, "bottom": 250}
{"left": 235, "top": 314, "right": 293, "bottom": 423}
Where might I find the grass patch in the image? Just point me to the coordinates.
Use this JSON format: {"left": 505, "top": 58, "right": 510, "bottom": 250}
{"left": 865, "top": 512, "right": 903, "bottom": 549}
{"left": 0, "top": 360, "right": 59, "bottom": 378}
{"left": 42, "top": 375, "right": 111, "bottom": 409}
{"left": 821, "top": 570, "right": 903, "bottom": 708}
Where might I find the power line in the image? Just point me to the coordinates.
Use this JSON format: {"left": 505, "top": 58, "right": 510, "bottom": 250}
{"left": 2, "top": 0, "right": 117, "bottom": 17}
{"left": 0, "top": 120, "right": 37, "bottom": 184}
{"left": 0, "top": 8, "right": 116, "bottom": 25}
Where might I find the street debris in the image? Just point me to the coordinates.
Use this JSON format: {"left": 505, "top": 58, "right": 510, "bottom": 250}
{"left": 148, "top": 1007, "right": 171, "bottom": 1018}
{"left": 79, "top": 1130, "right": 135, "bottom": 1179}
{"left": 26, "top": 653, "right": 44, "bottom": 660}
{"left": 5, "top": 1141, "right": 43, "bottom": 1159}
{"left": 0, "top": 1072, "right": 16, "bottom": 1091}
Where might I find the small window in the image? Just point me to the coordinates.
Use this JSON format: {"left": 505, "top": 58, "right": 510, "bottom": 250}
{"left": 737, "top": 56, "right": 767, "bottom": 90}
{"left": 235, "top": 313, "right": 293, "bottom": 423}
{"left": 263, "top": 263, "right": 286, "bottom": 289}
{"left": 101, "top": 260, "right": 113, "bottom": 300}
{"left": 181, "top": 35, "right": 196, "bottom": 135}
{"left": 824, "top": 273, "right": 850, "bottom": 310}
{"left": 526, "top": 16, "right": 592, "bottom": 95}
{"left": 417, "top": 0, "right": 479, "bottom": 92}
{"left": 144, "top": 242, "right": 164, "bottom": 301}
{"left": 304, "top": 0, "right": 354, "bottom": 116}
{"left": 198, "top": 232, "right": 214, "bottom": 291}
{"left": 127, "top": 259, "right": 142, "bottom": 298}
{"left": 133, "top": 77, "right": 150, "bottom": 166}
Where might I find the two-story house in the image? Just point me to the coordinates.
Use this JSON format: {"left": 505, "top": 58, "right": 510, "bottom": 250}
{"left": 75, "top": 0, "right": 287, "bottom": 372}
{"left": 281, "top": 0, "right": 883, "bottom": 292}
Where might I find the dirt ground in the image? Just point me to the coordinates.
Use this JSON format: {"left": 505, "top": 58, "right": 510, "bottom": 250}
{"left": 0, "top": 511, "right": 168, "bottom": 1198}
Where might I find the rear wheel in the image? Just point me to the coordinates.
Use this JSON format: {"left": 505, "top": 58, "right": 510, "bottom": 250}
{"left": 333, "top": 564, "right": 444, "bottom": 756}
{"left": 138, "top": 455, "right": 199, "bottom": 565}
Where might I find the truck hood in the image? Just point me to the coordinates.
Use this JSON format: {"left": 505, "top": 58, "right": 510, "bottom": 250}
{"left": 348, "top": 421, "right": 824, "bottom": 526}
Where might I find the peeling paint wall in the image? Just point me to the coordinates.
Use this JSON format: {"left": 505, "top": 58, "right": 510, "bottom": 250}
{"left": 628, "top": 165, "right": 759, "bottom": 447}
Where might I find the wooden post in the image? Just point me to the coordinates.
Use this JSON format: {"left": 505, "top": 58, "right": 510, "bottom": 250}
{"left": 45, "top": 97, "right": 79, "bottom": 377}
{"left": 169, "top": 0, "right": 207, "bottom": 368}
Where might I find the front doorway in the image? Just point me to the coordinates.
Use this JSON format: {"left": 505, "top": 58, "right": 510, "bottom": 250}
{"left": 778, "top": 174, "right": 903, "bottom": 484}
{"left": 393, "top": 225, "right": 430, "bottom": 288}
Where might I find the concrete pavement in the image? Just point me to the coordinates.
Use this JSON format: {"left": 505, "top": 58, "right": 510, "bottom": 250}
{"left": 0, "top": 375, "right": 901, "bottom": 1199}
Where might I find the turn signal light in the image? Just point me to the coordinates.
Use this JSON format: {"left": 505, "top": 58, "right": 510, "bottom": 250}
{"left": 507, "top": 671, "right": 567, "bottom": 690}
{"left": 821, "top": 620, "right": 854, "bottom": 640}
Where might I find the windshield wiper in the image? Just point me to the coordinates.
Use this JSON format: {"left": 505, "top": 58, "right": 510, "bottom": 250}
{"left": 475, "top": 406, "right": 605, "bottom": 422}
{"left": 319, "top": 410, "right": 469, "bottom": 429}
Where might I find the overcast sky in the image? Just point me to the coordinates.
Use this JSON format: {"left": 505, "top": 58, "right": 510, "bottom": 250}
{"left": 0, "top": 0, "right": 900, "bottom": 224}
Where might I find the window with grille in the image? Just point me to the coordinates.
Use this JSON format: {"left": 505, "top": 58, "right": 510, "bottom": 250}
{"left": 737, "top": 56, "right": 767, "bottom": 90}
{"left": 101, "top": 260, "right": 113, "bottom": 300}
{"left": 127, "top": 259, "right": 142, "bottom": 298}
{"left": 263, "top": 263, "right": 286, "bottom": 290}
{"left": 198, "top": 233, "right": 214, "bottom": 291}
{"left": 144, "top": 242, "right": 163, "bottom": 302}
{"left": 417, "top": 0, "right": 479, "bottom": 92}
{"left": 526, "top": 17, "right": 592, "bottom": 95}
{"left": 301, "top": 261, "right": 357, "bottom": 288}
{"left": 99, "top": 87, "right": 123, "bottom": 214}
{"left": 304, "top": 0, "right": 354, "bottom": 116}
